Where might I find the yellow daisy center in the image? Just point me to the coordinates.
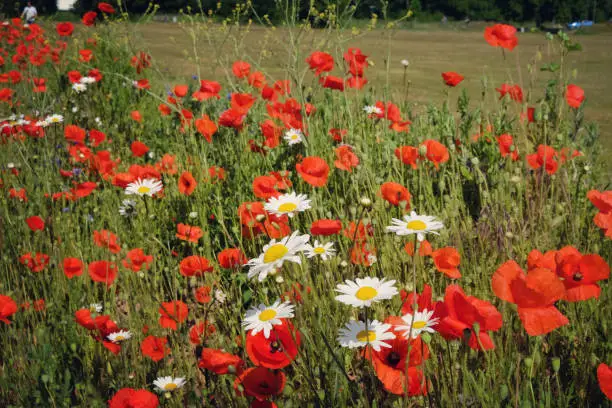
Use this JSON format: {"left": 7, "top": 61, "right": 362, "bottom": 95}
{"left": 137, "top": 185, "right": 151, "bottom": 194}
{"left": 406, "top": 220, "right": 427, "bottom": 230}
{"left": 291, "top": 135, "right": 298, "bottom": 140}
{"left": 259, "top": 309, "right": 277, "bottom": 321}
{"left": 164, "top": 383, "right": 177, "bottom": 391}
{"left": 278, "top": 202, "right": 297, "bottom": 213}
{"left": 412, "top": 321, "right": 426, "bottom": 329}
{"left": 313, "top": 247, "right": 325, "bottom": 254}
{"left": 263, "top": 244, "right": 289, "bottom": 263}
{"left": 115, "top": 335, "right": 125, "bottom": 341}
{"left": 356, "top": 330, "right": 376, "bottom": 342}
{"left": 355, "top": 286, "right": 378, "bottom": 301}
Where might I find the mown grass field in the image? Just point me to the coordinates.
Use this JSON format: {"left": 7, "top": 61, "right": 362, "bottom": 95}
{"left": 134, "top": 22, "right": 612, "bottom": 152}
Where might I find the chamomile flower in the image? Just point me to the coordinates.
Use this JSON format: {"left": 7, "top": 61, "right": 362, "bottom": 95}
{"left": 79, "top": 76, "right": 96, "bottom": 84}
{"left": 338, "top": 319, "right": 396, "bottom": 351}
{"left": 283, "top": 128, "right": 304, "bottom": 145}
{"left": 72, "top": 83, "right": 87, "bottom": 93}
{"left": 35, "top": 120, "right": 48, "bottom": 127}
{"left": 335, "top": 277, "right": 398, "bottom": 308}
{"left": 246, "top": 231, "right": 309, "bottom": 282}
{"left": 214, "top": 289, "right": 226, "bottom": 304}
{"left": 153, "top": 376, "right": 186, "bottom": 393}
{"left": 394, "top": 309, "right": 439, "bottom": 339}
{"left": 119, "top": 199, "right": 138, "bottom": 217}
{"left": 45, "top": 114, "right": 64, "bottom": 124}
{"left": 264, "top": 192, "right": 311, "bottom": 218}
{"left": 385, "top": 211, "right": 444, "bottom": 241}
{"left": 89, "top": 303, "right": 103, "bottom": 313}
{"left": 125, "top": 178, "right": 163, "bottom": 197}
{"left": 303, "top": 240, "right": 336, "bottom": 261}
{"left": 242, "top": 299, "right": 294, "bottom": 338}
{"left": 363, "top": 105, "right": 382, "bottom": 115}
{"left": 107, "top": 330, "right": 132, "bottom": 343}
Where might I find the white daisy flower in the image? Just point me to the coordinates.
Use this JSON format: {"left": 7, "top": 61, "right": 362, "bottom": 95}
{"left": 385, "top": 211, "right": 444, "bottom": 241}
{"left": 45, "top": 114, "right": 64, "bottom": 124}
{"left": 16, "top": 119, "right": 30, "bottom": 126}
{"left": 89, "top": 303, "right": 103, "bottom": 313}
{"left": 35, "top": 120, "right": 48, "bottom": 127}
{"left": 153, "top": 376, "right": 186, "bottom": 392}
{"left": 363, "top": 105, "right": 382, "bottom": 115}
{"left": 246, "top": 231, "right": 310, "bottom": 282}
{"left": 283, "top": 128, "right": 304, "bottom": 145}
{"left": 107, "top": 330, "right": 132, "bottom": 343}
{"left": 335, "top": 277, "right": 398, "bottom": 308}
{"left": 338, "top": 319, "right": 396, "bottom": 352}
{"left": 394, "top": 309, "right": 439, "bottom": 339}
{"left": 119, "top": 199, "right": 138, "bottom": 217}
{"left": 125, "top": 178, "right": 163, "bottom": 197}
{"left": 72, "top": 83, "right": 87, "bottom": 93}
{"left": 401, "top": 59, "right": 410, "bottom": 67}
{"left": 264, "top": 192, "right": 311, "bottom": 218}
{"left": 79, "top": 76, "right": 97, "bottom": 84}
{"left": 214, "top": 289, "right": 226, "bottom": 304}
{"left": 242, "top": 299, "right": 294, "bottom": 338}
{"left": 303, "top": 240, "right": 336, "bottom": 261}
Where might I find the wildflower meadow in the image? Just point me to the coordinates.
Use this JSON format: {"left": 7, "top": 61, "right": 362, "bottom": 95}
{"left": 0, "top": 2, "right": 611, "bottom": 407}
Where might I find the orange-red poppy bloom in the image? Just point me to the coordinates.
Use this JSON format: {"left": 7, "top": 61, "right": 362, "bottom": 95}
{"left": 403, "top": 240, "right": 433, "bottom": 258}
{"left": 380, "top": 182, "right": 411, "bottom": 210}
{"left": 432, "top": 247, "right": 461, "bottom": 279}
{"left": 526, "top": 145, "right": 558, "bottom": 175}
{"left": 93, "top": 230, "right": 121, "bottom": 253}
{"left": 179, "top": 255, "right": 213, "bottom": 277}
{"left": 140, "top": 335, "right": 170, "bottom": 362}
{"left": 56, "top": 22, "right": 74, "bottom": 37}
{"left": 0, "top": 295, "right": 17, "bottom": 324}
{"left": 319, "top": 75, "right": 345, "bottom": 91}
{"left": 421, "top": 139, "right": 449, "bottom": 169}
{"left": 189, "top": 321, "right": 216, "bottom": 344}
{"left": 395, "top": 146, "right": 419, "bottom": 169}
{"left": 176, "top": 223, "right": 203, "bottom": 242}
{"left": 122, "top": 248, "right": 153, "bottom": 272}
{"left": 158, "top": 300, "right": 188, "bottom": 330}
{"left": 253, "top": 175, "right": 281, "bottom": 199}
{"left": 334, "top": 145, "right": 359, "bottom": 172}
{"left": 441, "top": 72, "right": 464, "bottom": 87}
{"left": 306, "top": 51, "right": 334, "bottom": 76}
{"left": 497, "top": 134, "right": 519, "bottom": 161}
{"left": 232, "top": 60, "right": 251, "bottom": 78}
{"left": 98, "top": 2, "right": 116, "bottom": 13}
{"left": 296, "top": 156, "right": 330, "bottom": 187}
{"left": 20, "top": 252, "right": 50, "bottom": 272}
{"left": 88, "top": 260, "right": 118, "bottom": 287}
{"left": 566, "top": 84, "right": 585, "bottom": 108}
{"left": 234, "top": 367, "right": 286, "bottom": 401}
{"left": 598, "top": 363, "right": 612, "bottom": 400}
{"left": 25, "top": 215, "right": 45, "bottom": 231}
{"left": 108, "top": 388, "right": 159, "bottom": 408}
{"left": 492, "top": 261, "right": 568, "bottom": 336}
{"left": 484, "top": 24, "right": 518, "bottom": 50}
{"left": 195, "top": 115, "right": 218, "bottom": 143}
{"left": 193, "top": 80, "right": 221, "bottom": 101}
{"left": 199, "top": 348, "right": 245, "bottom": 375}
{"left": 554, "top": 246, "right": 609, "bottom": 302}
{"left": 246, "top": 320, "right": 300, "bottom": 369}
{"left": 63, "top": 257, "right": 84, "bottom": 278}
{"left": 310, "top": 219, "right": 342, "bottom": 236}
{"left": 130, "top": 140, "right": 148, "bottom": 156}
{"left": 178, "top": 171, "right": 197, "bottom": 196}
{"left": 218, "top": 248, "right": 248, "bottom": 269}
{"left": 82, "top": 11, "right": 97, "bottom": 26}
{"left": 496, "top": 84, "right": 523, "bottom": 102}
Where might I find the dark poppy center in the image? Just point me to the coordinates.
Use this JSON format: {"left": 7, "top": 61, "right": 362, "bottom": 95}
{"left": 270, "top": 341, "right": 283, "bottom": 353}
{"left": 573, "top": 272, "right": 583, "bottom": 282}
{"left": 259, "top": 381, "right": 269, "bottom": 389}
{"left": 386, "top": 351, "right": 401, "bottom": 367}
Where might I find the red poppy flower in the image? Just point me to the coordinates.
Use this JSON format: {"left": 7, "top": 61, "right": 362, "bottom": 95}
{"left": 232, "top": 60, "right": 251, "bottom": 78}
{"left": 395, "top": 146, "right": 419, "bottom": 169}
{"left": 484, "top": 24, "right": 518, "bottom": 51}
{"left": 189, "top": 321, "right": 216, "bottom": 344}
{"left": 554, "top": 246, "right": 609, "bottom": 302}
{"left": 173, "top": 84, "right": 188, "bottom": 98}
{"left": 308, "top": 219, "right": 341, "bottom": 236}
{"left": 179, "top": 255, "right": 213, "bottom": 277}
{"left": 175, "top": 223, "right": 202, "bottom": 242}
{"left": 140, "top": 335, "right": 170, "bottom": 362}
{"left": 199, "top": 348, "right": 244, "bottom": 374}
{"left": 346, "top": 76, "right": 368, "bottom": 89}
{"left": 234, "top": 367, "right": 286, "bottom": 401}
{"left": 343, "top": 221, "right": 374, "bottom": 242}
{"left": 109, "top": 388, "right": 159, "bottom": 408}
{"left": 248, "top": 71, "right": 267, "bottom": 89}
{"left": 0, "top": 295, "right": 17, "bottom": 324}
{"left": 566, "top": 84, "right": 585, "bottom": 108}
{"left": 25, "top": 215, "right": 44, "bottom": 231}
{"left": 218, "top": 248, "right": 248, "bottom": 269}
{"left": 306, "top": 51, "right": 334, "bottom": 76}
{"left": 88, "top": 260, "right": 118, "bottom": 287}
{"left": 437, "top": 285, "right": 502, "bottom": 349}
{"left": 93, "top": 230, "right": 121, "bottom": 253}
{"left": 82, "top": 11, "right": 97, "bottom": 26}
{"left": 193, "top": 80, "right": 221, "bottom": 100}
{"left": 130, "top": 140, "right": 148, "bottom": 157}
{"left": 130, "top": 110, "right": 142, "bottom": 123}
{"left": 526, "top": 145, "right": 558, "bottom": 175}
{"left": 598, "top": 363, "right": 612, "bottom": 400}
{"left": 122, "top": 248, "right": 153, "bottom": 272}
{"left": 32, "top": 78, "right": 46, "bottom": 93}
{"left": 400, "top": 284, "right": 436, "bottom": 315}
{"left": 319, "top": 75, "right": 345, "bottom": 91}
{"left": 63, "top": 257, "right": 84, "bottom": 278}
{"left": 344, "top": 47, "right": 368, "bottom": 77}
{"left": 56, "top": 22, "right": 74, "bottom": 37}
{"left": 497, "top": 134, "right": 519, "bottom": 160}
{"left": 380, "top": 182, "right": 410, "bottom": 210}
{"left": 403, "top": 240, "right": 433, "bottom": 259}
{"left": 350, "top": 242, "right": 377, "bottom": 266}
{"left": 496, "top": 84, "right": 523, "bottom": 102}
{"left": 79, "top": 49, "right": 93, "bottom": 63}
{"left": 19, "top": 252, "right": 50, "bottom": 273}
{"left": 159, "top": 300, "right": 188, "bottom": 330}
{"left": 98, "top": 2, "right": 116, "bottom": 13}
{"left": 329, "top": 128, "right": 347, "bottom": 142}
{"left": 334, "top": 145, "right": 359, "bottom": 172}
{"left": 432, "top": 247, "right": 461, "bottom": 279}
{"left": 441, "top": 72, "right": 464, "bottom": 87}
{"left": 218, "top": 108, "right": 246, "bottom": 130}
{"left": 177, "top": 171, "right": 197, "bottom": 196}
{"left": 253, "top": 175, "right": 281, "bottom": 199}
{"left": 246, "top": 320, "right": 300, "bottom": 369}
{"left": 195, "top": 115, "right": 218, "bottom": 143}
{"left": 155, "top": 154, "right": 177, "bottom": 175}
{"left": 421, "top": 139, "right": 449, "bottom": 169}
{"left": 492, "top": 261, "right": 568, "bottom": 336}
{"left": 259, "top": 120, "right": 282, "bottom": 148}
{"left": 296, "top": 156, "right": 330, "bottom": 187}
{"left": 371, "top": 333, "right": 429, "bottom": 396}
{"left": 64, "top": 125, "right": 86, "bottom": 144}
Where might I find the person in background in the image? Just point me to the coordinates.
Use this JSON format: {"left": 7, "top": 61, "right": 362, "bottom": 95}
{"left": 21, "top": 2, "right": 38, "bottom": 24}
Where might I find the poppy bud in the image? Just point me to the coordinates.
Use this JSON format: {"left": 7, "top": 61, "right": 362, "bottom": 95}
{"left": 552, "top": 357, "right": 560, "bottom": 373}
{"left": 523, "top": 357, "right": 533, "bottom": 368}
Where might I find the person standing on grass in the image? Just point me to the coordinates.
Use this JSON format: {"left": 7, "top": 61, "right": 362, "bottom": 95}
{"left": 21, "top": 2, "right": 38, "bottom": 24}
